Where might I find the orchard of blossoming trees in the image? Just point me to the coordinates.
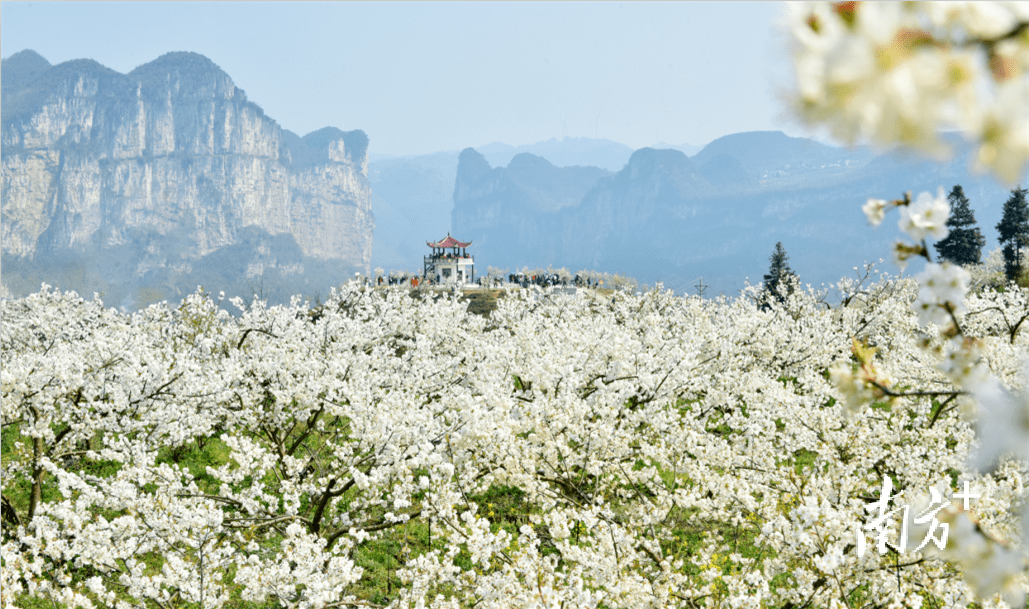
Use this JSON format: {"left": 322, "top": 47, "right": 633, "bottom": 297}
{"left": 3, "top": 1, "right": 1029, "bottom": 608}
{"left": 1, "top": 266, "right": 1028, "bottom": 608}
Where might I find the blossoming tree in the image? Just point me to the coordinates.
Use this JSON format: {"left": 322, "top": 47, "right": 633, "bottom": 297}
{"left": 2, "top": 2, "right": 1028, "bottom": 609}
{"left": 790, "top": 0, "right": 1029, "bottom": 603}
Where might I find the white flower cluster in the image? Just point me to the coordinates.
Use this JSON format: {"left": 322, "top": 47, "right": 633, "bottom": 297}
{"left": 914, "top": 261, "right": 970, "bottom": 327}
{"left": 900, "top": 188, "right": 951, "bottom": 242}
{"left": 789, "top": 1, "right": 1029, "bottom": 183}
{"left": 841, "top": 182, "right": 1029, "bottom": 604}
{"left": 791, "top": 2, "right": 1029, "bottom": 601}
{"left": 1, "top": 276, "right": 1027, "bottom": 608}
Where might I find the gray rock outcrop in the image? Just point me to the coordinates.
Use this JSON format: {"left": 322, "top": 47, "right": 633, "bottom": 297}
{"left": 2, "top": 50, "right": 372, "bottom": 306}
{"left": 452, "top": 149, "right": 611, "bottom": 269}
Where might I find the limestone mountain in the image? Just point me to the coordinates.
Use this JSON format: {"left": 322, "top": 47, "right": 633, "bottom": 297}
{"left": 649, "top": 141, "right": 704, "bottom": 157}
{"left": 698, "top": 154, "right": 757, "bottom": 190}
{"left": 453, "top": 130, "right": 1019, "bottom": 295}
{"left": 690, "top": 130, "right": 874, "bottom": 190}
{"left": 452, "top": 148, "right": 611, "bottom": 269}
{"left": 368, "top": 137, "right": 666, "bottom": 275}
{"left": 1, "top": 49, "right": 372, "bottom": 307}
{"left": 555, "top": 148, "right": 713, "bottom": 269}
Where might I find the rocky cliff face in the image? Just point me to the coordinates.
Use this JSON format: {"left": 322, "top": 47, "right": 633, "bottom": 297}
{"left": 2, "top": 50, "right": 372, "bottom": 306}
{"left": 557, "top": 148, "right": 712, "bottom": 268}
{"left": 451, "top": 149, "right": 610, "bottom": 268}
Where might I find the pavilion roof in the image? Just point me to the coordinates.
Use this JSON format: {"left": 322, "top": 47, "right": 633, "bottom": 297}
{"left": 427, "top": 234, "right": 472, "bottom": 248}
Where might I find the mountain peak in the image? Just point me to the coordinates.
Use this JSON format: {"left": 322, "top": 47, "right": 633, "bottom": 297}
{"left": 301, "top": 126, "right": 347, "bottom": 147}
{"left": 691, "top": 130, "right": 841, "bottom": 174}
{"left": 128, "top": 52, "right": 239, "bottom": 101}
{"left": 626, "top": 147, "right": 691, "bottom": 166}
{"left": 1, "top": 50, "right": 53, "bottom": 113}
{"left": 280, "top": 127, "right": 369, "bottom": 168}
{"left": 2, "top": 49, "right": 52, "bottom": 73}
{"left": 130, "top": 51, "right": 230, "bottom": 80}
{"left": 611, "top": 147, "right": 711, "bottom": 200}
{"left": 457, "top": 147, "right": 494, "bottom": 183}
{"left": 3, "top": 55, "right": 124, "bottom": 124}
{"left": 507, "top": 153, "right": 554, "bottom": 171}
{"left": 622, "top": 147, "right": 698, "bottom": 179}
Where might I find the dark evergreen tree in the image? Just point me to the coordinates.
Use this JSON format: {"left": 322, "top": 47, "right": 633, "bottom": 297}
{"left": 763, "top": 242, "right": 795, "bottom": 305}
{"left": 934, "top": 185, "right": 985, "bottom": 265}
{"left": 997, "top": 186, "right": 1029, "bottom": 281}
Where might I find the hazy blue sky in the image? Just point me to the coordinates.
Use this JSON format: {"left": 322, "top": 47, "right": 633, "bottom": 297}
{"left": 1, "top": 1, "right": 798, "bottom": 156}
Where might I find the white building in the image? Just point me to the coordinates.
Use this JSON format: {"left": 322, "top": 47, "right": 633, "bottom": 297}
{"left": 424, "top": 233, "right": 475, "bottom": 284}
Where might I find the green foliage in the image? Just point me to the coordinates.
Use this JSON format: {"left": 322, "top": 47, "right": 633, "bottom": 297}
{"left": 935, "top": 185, "right": 985, "bottom": 265}
{"left": 762, "top": 241, "right": 796, "bottom": 305}
{"left": 997, "top": 186, "right": 1029, "bottom": 281}
{"left": 792, "top": 447, "right": 818, "bottom": 474}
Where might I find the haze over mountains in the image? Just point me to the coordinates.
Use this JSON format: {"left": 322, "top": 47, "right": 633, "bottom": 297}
{"left": 2, "top": 48, "right": 1021, "bottom": 307}
{"left": 477, "top": 138, "right": 634, "bottom": 172}
{"left": 369, "top": 137, "right": 705, "bottom": 271}
{"left": 376, "top": 131, "right": 1018, "bottom": 296}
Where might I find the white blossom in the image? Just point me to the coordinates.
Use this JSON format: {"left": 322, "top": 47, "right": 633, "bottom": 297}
{"left": 863, "top": 198, "right": 889, "bottom": 226}
{"left": 912, "top": 261, "right": 970, "bottom": 327}
{"left": 899, "top": 188, "right": 951, "bottom": 242}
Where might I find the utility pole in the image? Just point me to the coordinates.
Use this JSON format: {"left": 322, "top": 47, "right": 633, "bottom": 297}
{"left": 694, "top": 277, "right": 708, "bottom": 298}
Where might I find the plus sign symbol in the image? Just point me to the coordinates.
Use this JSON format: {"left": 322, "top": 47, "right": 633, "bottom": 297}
{"left": 954, "top": 481, "right": 981, "bottom": 510}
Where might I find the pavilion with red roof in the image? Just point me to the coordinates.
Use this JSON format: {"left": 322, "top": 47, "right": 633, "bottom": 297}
{"left": 425, "top": 233, "right": 475, "bottom": 284}
{"left": 427, "top": 234, "right": 471, "bottom": 250}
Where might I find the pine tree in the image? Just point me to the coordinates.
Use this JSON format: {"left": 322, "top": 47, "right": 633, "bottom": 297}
{"left": 763, "top": 242, "right": 795, "bottom": 305}
{"left": 997, "top": 186, "right": 1029, "bottom": 281}
{"left": 934, "top": 185, "right": 985, "bottom": 265}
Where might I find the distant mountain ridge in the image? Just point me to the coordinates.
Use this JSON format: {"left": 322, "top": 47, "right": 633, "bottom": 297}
{"left": 650, "top": 141, "right": 704, "bottom": 157}
{"left": 451, "top": 149, "right": 611, "bottom": 267}
{"left": 1, "top": 49, "right": 373, "bottom": 307}
{"left": 476, "top": 137, "right": 635, "bottom": 172}
{"left": 451, "top": 130, "right": 1020, "bottom": 295}
{"left": 368, "top": 137, "right": 632, "bottom": 271}
{"left": 282, "top": 127, "right": 369, "bottom": 170}
{"left": 690, "top": 131, "right": 867, "bottom": 172}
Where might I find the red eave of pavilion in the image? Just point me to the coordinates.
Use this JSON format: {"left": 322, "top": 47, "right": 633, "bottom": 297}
{"left": 427, "top": 234, "right": 472, "bottom": 248}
